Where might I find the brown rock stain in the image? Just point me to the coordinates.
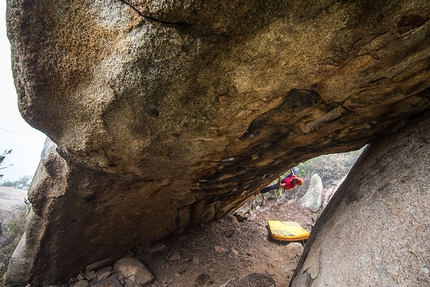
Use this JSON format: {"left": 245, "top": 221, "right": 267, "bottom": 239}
{"left": 52, "top": 14, "right": 115, "bottom": 92}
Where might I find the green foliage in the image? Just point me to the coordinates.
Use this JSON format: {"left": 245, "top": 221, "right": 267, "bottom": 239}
{"left": 0, "top": 208, "right": 27, "bottom": 280}
{"left": 0, "top": 150, "right": 12, "bottom": 179}
{"left": 295, "top": 148, "right": 364, "bottom": 194}
{"left": 0, "top": 176, "right": 33, "bottom": 190}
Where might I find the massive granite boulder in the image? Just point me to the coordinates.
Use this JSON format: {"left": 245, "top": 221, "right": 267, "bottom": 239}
{"left": 290, "top": 111, "right": 430, "bottom": 286}
{"left": 5, "top": 0, "right": 430, "bottom": 284}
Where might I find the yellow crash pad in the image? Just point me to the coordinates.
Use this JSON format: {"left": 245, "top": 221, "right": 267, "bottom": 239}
{"left": 268, "top": 220, "right": 310, "bottom": 241}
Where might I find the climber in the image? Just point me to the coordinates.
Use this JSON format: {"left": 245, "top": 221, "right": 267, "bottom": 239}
{"left": 260, "top": 167, "right": 304, "bottom": 194}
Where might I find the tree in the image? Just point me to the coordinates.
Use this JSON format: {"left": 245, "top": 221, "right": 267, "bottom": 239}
{"left": 294, "top": 148, "right": 364, "bottom": 196}
{"left": 0, "top": 175, "right": 32, "bottom": 190}
{"left": 0, "top": 150, "right": 12, "bottom": 179}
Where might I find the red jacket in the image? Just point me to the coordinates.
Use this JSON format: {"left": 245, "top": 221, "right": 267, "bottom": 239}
{"left": 281, "top": 175, "right": 298, "bottom": 190}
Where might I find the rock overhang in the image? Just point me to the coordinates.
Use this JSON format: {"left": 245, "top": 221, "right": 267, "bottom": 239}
{"left": 5, "top": 0, "right": 430, "bottom": 284}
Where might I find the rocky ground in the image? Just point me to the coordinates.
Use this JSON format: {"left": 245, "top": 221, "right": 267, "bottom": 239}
{"left": 0, "top": 187, "right": 323, "bottom": 287}
{"left": 0, "top": 187, "right": 28, "bottom": 223}
{"left": 138, "top": 198, "right": 318, "bottom": 287}
{"left": 64, "top": 192, "right": 322, "bottom": 287}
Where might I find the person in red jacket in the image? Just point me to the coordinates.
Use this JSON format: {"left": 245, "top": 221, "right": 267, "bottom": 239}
{"left": 260, "top": 168, "right": 304, "bottom": 194}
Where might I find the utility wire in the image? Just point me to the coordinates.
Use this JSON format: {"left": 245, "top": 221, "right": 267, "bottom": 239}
{"left": 0, "top": 127, "right": 45, "bottom": 140}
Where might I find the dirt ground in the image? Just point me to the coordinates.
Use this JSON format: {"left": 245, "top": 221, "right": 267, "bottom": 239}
{"left": 134, "top": 194, "right": 321, "bottom": 287}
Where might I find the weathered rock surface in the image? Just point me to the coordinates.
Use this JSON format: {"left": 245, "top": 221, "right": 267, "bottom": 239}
{"left": 298, "top": 174, "right": 323, "bottom": 212}
{"left": 291, "top": 112, "right": 430, "bottom": 286}
{"left": 5, "top": 0, "right": 430, "bottom": 284}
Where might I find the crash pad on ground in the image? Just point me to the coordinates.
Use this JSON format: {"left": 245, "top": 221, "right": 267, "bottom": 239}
{"left": 268, "top": 220, "right": 310, "bottom": 241}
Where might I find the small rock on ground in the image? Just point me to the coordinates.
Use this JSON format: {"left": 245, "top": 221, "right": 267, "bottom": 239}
{"left": 114, "top": 256, "right": 154, "bottom": 286}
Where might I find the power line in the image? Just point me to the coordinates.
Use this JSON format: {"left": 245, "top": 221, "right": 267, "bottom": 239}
{"left": 0, "top": 127, "right": 45, "bottom": 140}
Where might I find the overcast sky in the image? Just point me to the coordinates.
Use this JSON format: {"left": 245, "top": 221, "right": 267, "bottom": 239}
{"left": 0, "top": 2, "right": 46, "bottom": 181}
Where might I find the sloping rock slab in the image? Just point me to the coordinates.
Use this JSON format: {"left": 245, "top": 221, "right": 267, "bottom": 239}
{"left": 291, "top": 111, "right": 430, "bottom": 286}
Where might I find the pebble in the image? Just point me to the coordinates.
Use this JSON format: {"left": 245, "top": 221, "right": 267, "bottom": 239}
{"left": 77, "top": 273, "right": 85, "bottom": 281}
{"left": 85, "top": 271, "right": 97, "bottom": 280}
{"left": 169, "top": 251, "right": 181, "bottom": 261}
{"left": 85, "top": 258, "right": 111, "bottom": 273}
{"left": 96, "top": 266, "right": 112, "bottom": 281}
{"left": 215, "top": 246, "right": 227, "bottom": 253}
{"left": 148, "top": 243, "right": 166, "bottom": 253}
{"left": 73, "top": 280, "right": 89, "bottom": 287}
{"left": 247, "top": 214, "right": 257, "bottom": 221}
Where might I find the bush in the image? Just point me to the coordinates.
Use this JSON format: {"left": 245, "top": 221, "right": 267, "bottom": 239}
{"left": 0, "top": 208, "right": 27, "bottom": 281}
{"left": 0, "top": 176, "right": 33, "bottom": 190}
{"left": 293, "top": 148, "right": 364, "bottom": 197}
